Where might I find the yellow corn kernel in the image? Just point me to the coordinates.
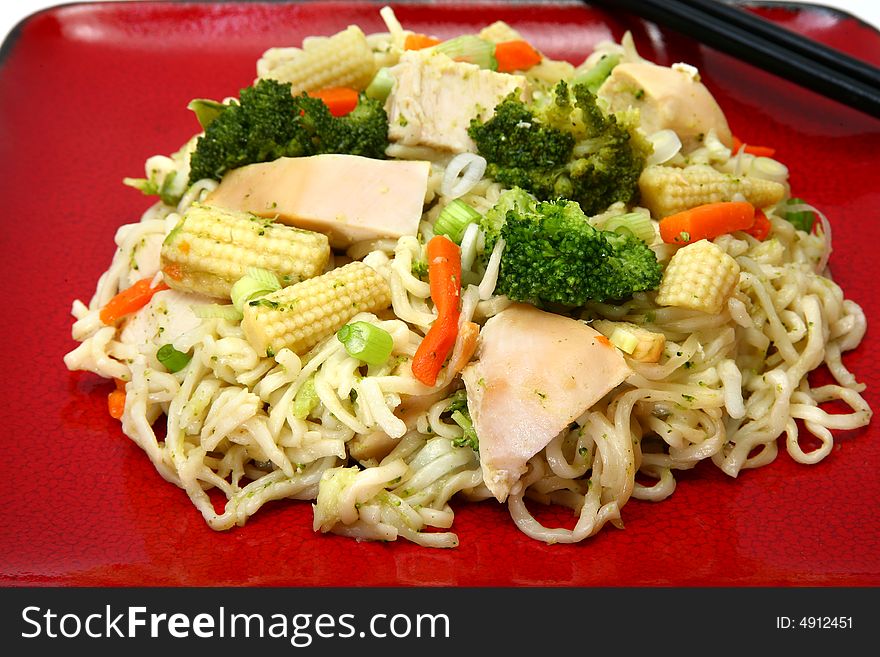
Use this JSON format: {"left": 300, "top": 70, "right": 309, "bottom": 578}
{"left": 242, "top": 261, "right": 392, "bottom": 357}
{"left": 256, "top": 25, "right": 376, "bottom": 93}
{"left": 655, "top": 239, "right": 740, "bottom": 314}
{"left": 160, "top": 203, "right": 330, "bottom": 299}
{"left": 591, "top": 320, "right": 666, "bottom": 363}
{"left": 639, "top": 164, "right": 785, "bottom": 218}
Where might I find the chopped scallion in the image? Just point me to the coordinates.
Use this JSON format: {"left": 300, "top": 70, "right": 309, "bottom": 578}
{"left": 231, "top": 268, "right": 281, "bottom": 312}
{"left": 186, "top": 98, "right": 228, "bottom": 129}
{"left": 365, "top": 67, "right": 395, "bottom": 102}
{"left": 604, "top": 212, "right": 655, "bottom": 243}
{"left": 608, "top": 327, "right": 639, "bottom": 355}
{"left": 784, "top": 197, "right": 816, "bottom": 233}
{"left": 433, "top": 36, "right": 497, "bottom": 70}
{"left": 193, "top": 304, "right": 244, "bottom": 321}
{"left": 156, "top": 343, "right": 192, "bottom": 373}
{"left": 434, "top": 199, "right": 482, "bottom": 244}
{"left": 572, "top": 53, "right": 621, "bottom": 93}
{"left": 293, "top": 376, "right": 319, "bottom": 419}
{"left": 336, "top": 321, "right": 394, "bottom": 365}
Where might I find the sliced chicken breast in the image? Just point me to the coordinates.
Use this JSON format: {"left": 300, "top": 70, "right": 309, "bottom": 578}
{"left": 597, "top": 61, "right": 732, "bottom": 152}
{"left": 385, "top": 50, "right": 527, "bottom": 153}
{"left": 205, "top": 154, "right": 430, "bottom": 248}
{"left": 461, "top": 303, "right": 631, "bottom": 501}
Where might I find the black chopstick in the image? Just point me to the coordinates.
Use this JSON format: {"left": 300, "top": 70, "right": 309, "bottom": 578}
{"left": 678, "top": 0, "right": 880, "bottom": 87}
{"left": 588, "top": 0, "right": 880, "bottom": 119}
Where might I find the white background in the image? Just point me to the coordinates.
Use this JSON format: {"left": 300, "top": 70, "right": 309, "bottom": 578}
{"left": 1, "top": 0, "right": 879, "bottom": 46}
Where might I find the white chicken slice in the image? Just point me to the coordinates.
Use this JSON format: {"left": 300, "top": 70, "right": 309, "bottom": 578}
{"left": 119, "top": 289, "right": 209, "bottom": 353}
{"left": 597, "top": 61, "right": 732, "bottom": 152}
{"left": 461, "top": 303, "right": 631, "bottom": 501}
{"left": 385, "top": 50, "right": 528, "bottom": 153}
{"left": 205, "top": 154, "right": 430, "bottom": 249}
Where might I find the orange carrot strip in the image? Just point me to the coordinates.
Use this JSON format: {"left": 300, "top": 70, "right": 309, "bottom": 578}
{"left": 307, "top": 87, "right": 360, "bottom": 117}
{"left": 659, "top": 201, "right": 756, "bottom": 245}
{"left": 108, "top": 379, "right": 127, "bottom": 420}
{"left": 99, "top": 277, "right": 169, "bottom": 325}
{"left": 732, "top": 135, "right": 776, "bottom": 158}
{"left": 744, "top": 209, "right": 771, "bottom": 241}
{"left": 494, "top": 40, "right": 542, "bottom": 73}
{"left": 404, "top": 33, "right": 442, "bottom": 50}
{"left": 426, "top": 234, "right": 462, "bottom": 317}
{"left": 411, "top": 315, "right": 460, "bottom": 387}
{"left": 411, "top": 235, "right": 462, "bottom": 386}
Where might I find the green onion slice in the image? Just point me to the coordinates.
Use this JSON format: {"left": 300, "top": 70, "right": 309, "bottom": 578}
{"left": 193, "top": 304, "right": 244, "bottom": 321}
{"left": 156, "top": 343, "right": 192, "bottom": 373}
{"left": 366, "top": 67, "right": 395, "bottom": 102}
{"left": 784, "top": 197, "right": 816, "bottom": 233}
{"left": 572, "top": 53, "right": 621, "bottom": 94}
{"left": 293, "top": 376, "right": 320, "bottom": 420}
{"left": 187, "top": 98, "right": 228, "bottom": 129}
{"left": 231, "top": 268, "right": 281, "bottom": 312}
{"left": 604, "top": 212, "right": 655, "bottom": 243}
{"left": 336, "top": 321, "right": 394, "bottom": 365}
{"left": 434, "top": 199, "right": 482, "bottom": 244}
{"left": 433, "top": 36, "right": 497, "bottom": 70}
{"left": 608, "top": 327, "right": 639, "bottom": 355}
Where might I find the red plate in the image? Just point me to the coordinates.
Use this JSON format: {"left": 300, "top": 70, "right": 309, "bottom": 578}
{"left": 2, "top": 1, "right": 878, "bottom": 587}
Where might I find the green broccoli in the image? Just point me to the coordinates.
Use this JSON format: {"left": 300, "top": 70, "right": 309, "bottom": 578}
{"left": 468, "top": 81, "right": 651, "bottom": 215}
{"left": 188, "top": 79, "right": 388, "bottom": 184}
{"left": 445, "top": 390, "right": 479, "bottom": 451}
{"left": 483, "top": 188, "right": 661, "bottom": 305}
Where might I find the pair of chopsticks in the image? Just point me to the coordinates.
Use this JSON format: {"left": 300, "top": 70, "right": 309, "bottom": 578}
{"left": 589, "top": 0, "right": 880, "bottom": 118}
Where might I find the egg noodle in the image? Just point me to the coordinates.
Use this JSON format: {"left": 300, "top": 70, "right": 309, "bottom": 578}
{"left": 64, "top": 9, "right": 871, "bottom": 547}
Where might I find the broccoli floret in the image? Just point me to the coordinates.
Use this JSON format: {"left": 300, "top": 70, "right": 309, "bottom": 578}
{"left": 468, "top": 82, "right": 651, "bottom": 215}
{"left": 317, "top": 94, "right": 393, "bottom": 159}
{"left": 483, "top": 189, "right": 661, "bottom": 305}
{"left": 188, "top": 79, "right": 388, "bottom": 184}
{"left": 445, "top": 390, "right": 479, "bottom": 451}
{"left": 468, "top": 91, "right": 574, "bottom": 169}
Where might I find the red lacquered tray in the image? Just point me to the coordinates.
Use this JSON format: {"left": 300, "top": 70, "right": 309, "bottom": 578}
{"left": 1, "top": 1, "right": 878, "bottom": 587}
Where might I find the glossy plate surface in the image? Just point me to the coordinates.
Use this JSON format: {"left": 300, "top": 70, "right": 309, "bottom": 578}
{"left": 2, "top": 1, "right": 878, "bottom": 587}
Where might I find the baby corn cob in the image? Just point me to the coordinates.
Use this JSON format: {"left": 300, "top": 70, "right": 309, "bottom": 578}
{"left": 242, "top": 261, "right": 392, "bottom": 357}
{"left": 655, "top": 239, "right": 740, "bottom": 314}
{"left": 256, "top": 25, "right": 376, "bottom": 93}
{"left": 639, "top": 164, "right": 785, "bottom": 218}
{"left": 160, "top": 203, "right": 330, "bottom": 299}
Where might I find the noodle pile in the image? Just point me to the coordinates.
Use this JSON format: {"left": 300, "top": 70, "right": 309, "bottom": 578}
{"left": 64, "top": 14, "right": 871, "bottom": 548}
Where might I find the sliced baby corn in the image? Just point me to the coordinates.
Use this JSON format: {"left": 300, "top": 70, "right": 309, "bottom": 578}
{"left": 242, "top": 261, "right": 392, "bottom": 357}
{"left": 256, "top": 25, "right": 376, "bottom": 93}
{"left": 639, "top": 164, "right": 785, "bottom": 218}
{"left": 160, "top": 203, "right": 330, "bottom": 299}
{"left": 655, "top": 239, "right": 740, "bottom": 314}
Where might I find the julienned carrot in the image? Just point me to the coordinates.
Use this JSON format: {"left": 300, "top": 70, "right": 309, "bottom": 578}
{"left": 732, "top": 136, "right": 776, "bottom": 158}
{"left": 659, "top": 201, "right": 756, "bottom": 245}
{"left": 744, "top": 209, "right": 771, "bottom": 241}
{"left": 426, "top": 234, "right": 461, "bottom": 317}
{"left": 404, "top": 33, "right": 442, "bottom": 50}
{"left": 411, "top": 235, "right": 462, "bottom": 386}
{"left": 99, "top": 277, "right": 169, "bottom": 325}
{"left": 307, "top": 87, "right": 360, "bottom": 117}
{"left": 108, "top": 379, "right": 126, "bottom": 420}
{"left": 494, "top": 40, "right": 542, "bottom": 73}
